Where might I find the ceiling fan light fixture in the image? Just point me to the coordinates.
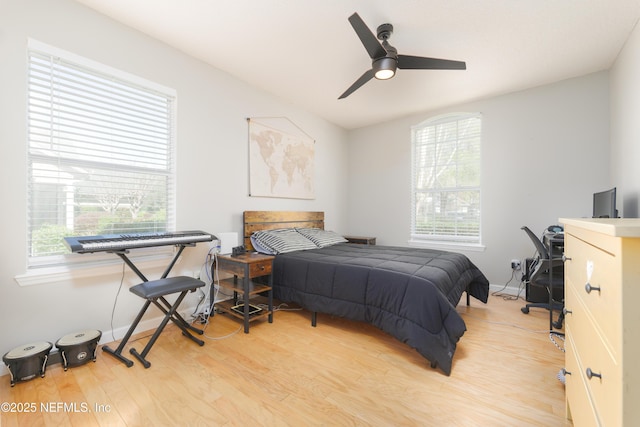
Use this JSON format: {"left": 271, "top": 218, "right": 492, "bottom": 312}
{"left": 373, "top": 57, "right": 397, "bottom": 80}
{"left": 374, "top": 68, "right": 395, "bottom": 80}
{"left": 338, "top": 12, "right": 466, "bottom": 99}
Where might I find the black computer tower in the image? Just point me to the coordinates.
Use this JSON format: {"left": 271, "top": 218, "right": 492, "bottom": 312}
{"left": 524, "top": 257, "right": 564, "bottom": 303}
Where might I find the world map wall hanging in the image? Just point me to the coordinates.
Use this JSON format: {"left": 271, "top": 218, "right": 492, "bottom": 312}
{"left": 248, "top": 117, "right": 315, "bottom": 199}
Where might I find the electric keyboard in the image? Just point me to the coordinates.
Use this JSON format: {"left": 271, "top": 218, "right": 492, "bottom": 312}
{"left": 64, "top": 230, "right": 215, "bottom": 253}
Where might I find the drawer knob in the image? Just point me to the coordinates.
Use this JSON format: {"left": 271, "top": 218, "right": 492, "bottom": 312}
{"left": 562, "top": 307, "right": 572, "bottom": 315}
{"left": 585, "top": 283, "right": 601, "bottom": 293}
{"left": 586, "top": 368, "right": 602, "bottom": 380}
{"left": 562, "top": 255, "right": 572, "bottom": 262}
{"left": 562, "top": 368, "right": 571, "bottom": 376}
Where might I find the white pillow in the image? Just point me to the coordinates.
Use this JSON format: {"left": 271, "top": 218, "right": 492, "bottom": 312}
{"left": 296, "top": 228, "right": 347, "bottom": 247}
{"left": 252, "top": 229, "right": 318, "bottom": 254}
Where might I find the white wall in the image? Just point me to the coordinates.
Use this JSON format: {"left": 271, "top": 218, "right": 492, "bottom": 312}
{"left": 611, "top": 20, "right": 640, "bottom": 217}
{"left": 0, "top": 0, "right": 348, "bottom": 356}
{"left": 347, "top": 72, "right": 611, "bottom": 285}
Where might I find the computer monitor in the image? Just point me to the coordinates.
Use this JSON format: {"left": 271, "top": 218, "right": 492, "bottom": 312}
{"left": 592, "top": 187, "right": 618, "bottom": 218}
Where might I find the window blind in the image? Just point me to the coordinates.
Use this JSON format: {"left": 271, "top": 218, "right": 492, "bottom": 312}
{"left": 411, "top": 113, "right": 481, "bottom": 244}
{"left": 27, "top": 47, "right": 176, "bottom": 266}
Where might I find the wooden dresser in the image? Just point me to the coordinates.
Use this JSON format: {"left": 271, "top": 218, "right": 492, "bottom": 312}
{"left": 560, "top": 218, "right": 640, "bottom": 426}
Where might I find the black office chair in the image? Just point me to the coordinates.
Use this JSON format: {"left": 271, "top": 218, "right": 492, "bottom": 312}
{"left": 520, "top": 226, "right": 565, "bottom": 330}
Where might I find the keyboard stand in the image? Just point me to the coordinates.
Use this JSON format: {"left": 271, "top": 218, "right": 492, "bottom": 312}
{"left": 112, "top": 243, "right": 193, "bottom": 282}
{"left": 101, "top": 243, "right": 205, "bottom": 367}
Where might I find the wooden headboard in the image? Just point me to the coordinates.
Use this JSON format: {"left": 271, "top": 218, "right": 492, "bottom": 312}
{"left": 243, "top": 211, "right": 324, "bottom": 251}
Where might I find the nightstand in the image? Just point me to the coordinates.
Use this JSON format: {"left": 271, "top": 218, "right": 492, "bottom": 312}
{"left": 214, "top": 252, "right": 274, "bottom": 333}
{"left": 344, "top": 235, "right": 376, "bottom": 245}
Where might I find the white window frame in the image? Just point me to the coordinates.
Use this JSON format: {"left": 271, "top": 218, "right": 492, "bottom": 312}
{"left": 20, "top": 40, "right": 177, "bottom": 283}
{"left": 409, "top": 112, "right": 484, "bottom": 251}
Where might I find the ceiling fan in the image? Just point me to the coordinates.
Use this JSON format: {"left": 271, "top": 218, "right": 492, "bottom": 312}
{"left": 339, "top": 12, "right": 467, "bottom": 99}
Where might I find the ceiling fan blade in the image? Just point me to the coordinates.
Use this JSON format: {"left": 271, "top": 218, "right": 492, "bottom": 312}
{"left": 338, "top": 69, "right": 375, "bottom": 99}
{"left": 348, "top": 13, "right": 387, "bottom": 59}
{"left": 397, "top": 55, "right": 466, "bottom": 70}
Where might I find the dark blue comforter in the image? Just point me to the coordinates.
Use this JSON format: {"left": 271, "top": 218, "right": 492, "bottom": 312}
{"left": 271, "top": 243, "right": 489, "bottom": 375}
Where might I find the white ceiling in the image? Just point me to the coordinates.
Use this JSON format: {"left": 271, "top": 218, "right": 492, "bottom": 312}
{"left": 75, "top": 0, "right": 640, "bottom": 130}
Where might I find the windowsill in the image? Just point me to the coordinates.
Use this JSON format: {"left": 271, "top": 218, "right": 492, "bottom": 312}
{"left": 14, "top": 252, "right": 176, "bottom": 287}
{"left": 408, "top": 239, "right": 486, "bottom": 252}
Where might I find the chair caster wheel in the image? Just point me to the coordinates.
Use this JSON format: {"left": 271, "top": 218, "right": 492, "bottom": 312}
{"left": 521, "top": 307, "right": 530, "bottom": 314}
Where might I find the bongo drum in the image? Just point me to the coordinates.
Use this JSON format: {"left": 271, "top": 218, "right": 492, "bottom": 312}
{"left": 2, "top": 341, "right": 52, "bottom": 386}
{"left": 55, "top": 330, "right": 101, "bottom": 370}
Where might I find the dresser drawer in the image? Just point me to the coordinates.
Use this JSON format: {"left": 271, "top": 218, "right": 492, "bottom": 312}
{"left": 564, "top": 234, "right": 621, "bottom": 353}
{"left": 565, "top": 331, "right": 600, "bottom": 427}
{"left": 565, "top": 285, "right": 621, "bottom": 426}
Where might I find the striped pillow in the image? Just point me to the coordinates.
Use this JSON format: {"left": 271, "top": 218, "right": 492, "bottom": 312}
{"left": 252, "top": 229, "right": 318, "bottom": 254}
{"left": 250, "top": 234, "right": 277, "bottom": 255}
{"left": 296, "top": 228, "right": 347, "bottom": 247}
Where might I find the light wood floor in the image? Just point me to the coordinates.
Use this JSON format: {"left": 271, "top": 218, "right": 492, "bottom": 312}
{"left": 0, "top": 295, "right": 570, "bottom": 426}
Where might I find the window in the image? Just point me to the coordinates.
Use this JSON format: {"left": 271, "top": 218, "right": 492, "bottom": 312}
{"left": 410, "top": 113, "right": 481, "bottom": 247}
{"left": 27, "top": 41, "right": 176, "bottom": 269}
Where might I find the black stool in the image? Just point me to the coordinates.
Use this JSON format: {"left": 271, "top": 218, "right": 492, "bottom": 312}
{"left": 103, "top": 276, "right": 205, "bottom": 368}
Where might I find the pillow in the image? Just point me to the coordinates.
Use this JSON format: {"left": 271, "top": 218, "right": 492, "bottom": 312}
{"left": 251, "top": 228, "right": 318, "bottom": 254}
{"left": 250, "top": 234, "right": 277, "bottom": 255}
{"left": 296, "top": 228, "right": 347, "bottom": 248}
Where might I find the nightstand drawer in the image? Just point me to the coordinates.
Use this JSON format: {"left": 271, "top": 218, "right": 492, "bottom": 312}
{"left": 249, "top": 260, "right": 272, "bottom": 277}
{"left": 216, "top": 253, "right": 274, "bottom": 278}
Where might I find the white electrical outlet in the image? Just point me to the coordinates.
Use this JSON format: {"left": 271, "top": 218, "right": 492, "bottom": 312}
{"left": 510, "top": 259, "right": 521, "bottom": 270}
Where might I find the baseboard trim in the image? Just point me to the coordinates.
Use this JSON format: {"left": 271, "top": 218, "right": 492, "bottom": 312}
{"left": 489, "top": 283, "right": 521, "bottom": 297}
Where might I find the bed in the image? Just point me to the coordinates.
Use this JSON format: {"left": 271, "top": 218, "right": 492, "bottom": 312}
{"left": 243, "top": 211, "right": 490, "bottom": 375}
